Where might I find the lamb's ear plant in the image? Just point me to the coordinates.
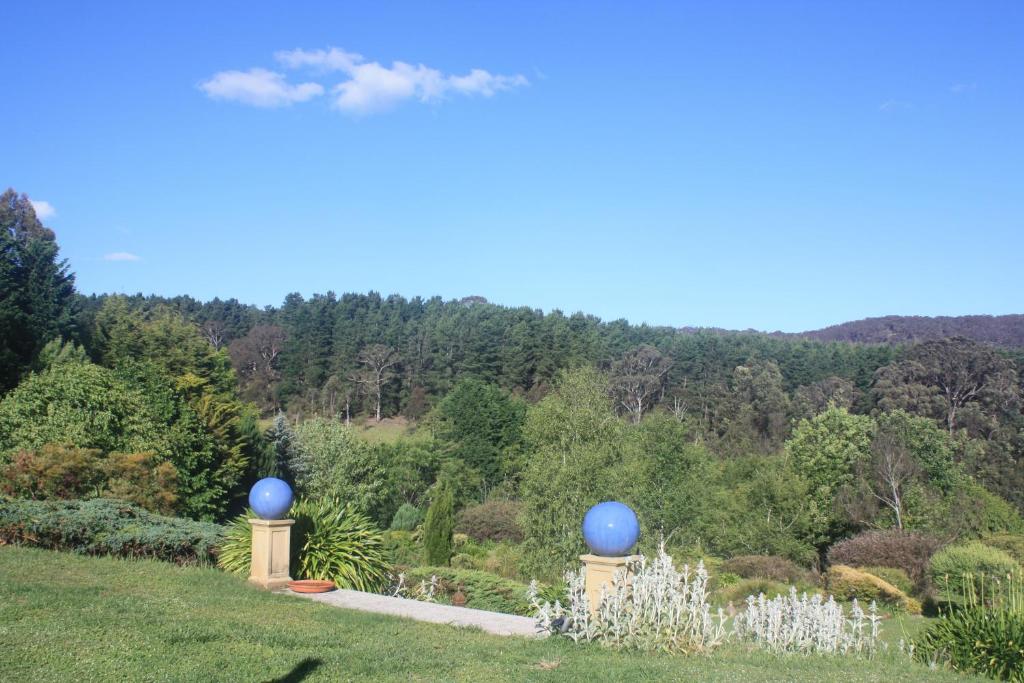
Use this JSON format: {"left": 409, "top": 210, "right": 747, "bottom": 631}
{"left": 530, "top": 542, "right": 726, "bottom": 653}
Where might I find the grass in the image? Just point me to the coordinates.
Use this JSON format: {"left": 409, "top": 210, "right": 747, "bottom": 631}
{"left": 0, "top": 546, "right": 982, "bottom": 682}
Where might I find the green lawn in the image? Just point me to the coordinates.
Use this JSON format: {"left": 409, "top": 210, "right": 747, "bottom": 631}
{"left": 0, "top": 546, "right": 978, "bottom": 682}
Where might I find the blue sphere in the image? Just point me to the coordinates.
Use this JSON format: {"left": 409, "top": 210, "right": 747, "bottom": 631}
{"left": 582, "top": 501, "right": 640, "bottom": 556}
{"left": 249, "top": 478, "right": 294, "bottom": 520}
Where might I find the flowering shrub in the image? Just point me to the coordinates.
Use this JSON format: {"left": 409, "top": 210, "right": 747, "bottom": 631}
{"left": 734, "top": 587, "right": 881, "bottom": 655}
{"left": 530, "top": 544, "right": 726, "bottom": 652}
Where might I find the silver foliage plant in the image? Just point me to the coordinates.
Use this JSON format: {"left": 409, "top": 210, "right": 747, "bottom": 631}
{"left": 389, "top": 572, "right": 438, "bottom": 602}
{"left": 531, "top": 543, "right": 882, "bottom": 656}
{"left": 734, "top": 588, "right": 882, "bottom": 655}
{"left": 529, "top": 543, "right": 727, "bottom": 652}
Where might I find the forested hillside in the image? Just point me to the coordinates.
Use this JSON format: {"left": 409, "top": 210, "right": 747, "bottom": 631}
{"left": 3, "top": 188, "right": 1024, "bottom": 554}
{"left": 796, "top": 314, "right": 1024, "bottom": 347}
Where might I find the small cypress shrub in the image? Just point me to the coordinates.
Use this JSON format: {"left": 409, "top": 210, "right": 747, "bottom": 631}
{"left": 423, "top": 482, "right": 454, "bottom": 566}
{"left": 390, "top": 503, "right": 423, "bottom": 531}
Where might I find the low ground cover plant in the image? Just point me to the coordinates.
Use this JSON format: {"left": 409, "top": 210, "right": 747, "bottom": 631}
{"left": 531, "top": 544, "right": 727, "bottom": 652}
{"left": 403, "top": 565, "right": 540, "bottom": 615}
{"left": 0, "top": 497, "right": 221, "bottom": 564}
{"left": 219, "top": 498, "right": 391, "bottom": 591}
{"left": 734, "top": 588, "right": 881, "bottom": 655}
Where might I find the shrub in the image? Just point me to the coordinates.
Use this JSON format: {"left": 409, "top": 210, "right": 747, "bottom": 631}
{"left": 389, "top": 503, "right": 423, "bottom": 531}
{"left": 455, "top": 499, "right": 524, "bottom": 543}
{"left": 982, "top": 533, "right": 1024, "bottom": 565}
{"left": 403, "top": 566, "right": 536, "bottom": 616}
{"left": 735, "top": 588, "right": 881, "bottom": 656}
{"left": 914, "top": 607, "right": 1024, "bottom": 681}
{"left": 857, "top": 566, "right": 914, "bottom": 595}
{"left": 827, "top": 530, "right": 943, "bottom": 584}
{"left": 716, "top": 578, "right": 791, "bottom": 606}
{"left": 423, "top": 482, "right": 454, "bottom": 566}
{"left": 929, "top": 542, "right": 1022, "bottom": 604}
{"left": 531, "top": 545, "right": 726, "bottom": 652}
{"left": 382, "top": 530, "right": 420, "bottom": 566}
{"left": 218, "top": 499, "right": 391, "bottom": 592}
{"left": 0, "top": 446, "right": 178, "bottom": 514}
{"left": 721, "top": 555, "right": 815, "bottom": 586}
{"left": 826, "top": 565, "right": 922, "bottom": 614}
{"left": 0, "top": 497, "right": 221, "bottom": 564}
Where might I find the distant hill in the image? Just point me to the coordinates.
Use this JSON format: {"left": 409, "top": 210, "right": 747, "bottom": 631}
{"left": 794, "top": 315, "right": 1024, "bottom": 347}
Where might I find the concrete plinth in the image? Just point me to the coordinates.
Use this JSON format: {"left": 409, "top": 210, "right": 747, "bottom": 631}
{"left": 249, "top": 518, "right": 294, "bottom": 589}
{"left": 580, "top": 554, "right": 639, "bottom": 615}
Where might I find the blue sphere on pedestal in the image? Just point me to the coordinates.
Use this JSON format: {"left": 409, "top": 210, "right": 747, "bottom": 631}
{"left": 582, "top": 501, "right": 640, "bottom": 556}
{"left": 249, "top": 477, "right": 294, "bottom": 520}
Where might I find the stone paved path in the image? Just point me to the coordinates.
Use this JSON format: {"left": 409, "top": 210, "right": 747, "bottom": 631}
{"left": 291, "top": 588, "right": 544, "bottom": 638}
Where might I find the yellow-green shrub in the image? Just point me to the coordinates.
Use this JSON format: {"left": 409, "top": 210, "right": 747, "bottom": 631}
{"left": 826, "top": 564, "right": 922, "bottom": 614}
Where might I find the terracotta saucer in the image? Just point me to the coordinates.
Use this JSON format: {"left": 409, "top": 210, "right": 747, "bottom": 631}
{"left": 288, "top": 580, "right": 335, "bottom": 593}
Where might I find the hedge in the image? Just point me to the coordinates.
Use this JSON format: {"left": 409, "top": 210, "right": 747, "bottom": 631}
{"left": 0, "top": 497, "right": 222, "bottom": 565}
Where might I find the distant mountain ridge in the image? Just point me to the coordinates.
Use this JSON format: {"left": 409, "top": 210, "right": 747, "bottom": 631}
{"left": 794, "top": 314, "right": 1024, "bottom": 347}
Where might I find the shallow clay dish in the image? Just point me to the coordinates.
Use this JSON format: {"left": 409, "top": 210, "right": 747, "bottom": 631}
{"left": 288, "top": 580, "right": 335, "bottom": 593}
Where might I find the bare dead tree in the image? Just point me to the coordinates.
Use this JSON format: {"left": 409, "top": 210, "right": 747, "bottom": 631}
{"left": 610, "top": 345, "right": 672, "bottom": 424}
{"left": 350, "top": 344, "right": 400, "bottom": 422}
{"left": 200, "top": 319, "right": 226, "bottom": 350}
{"left": 870, "top": 432, "right": 918, "bottom": 530}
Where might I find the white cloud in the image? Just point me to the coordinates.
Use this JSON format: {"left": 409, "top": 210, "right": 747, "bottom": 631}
{"left": 30, "top": 200, "right": 56, "bottom": 220}
{"left": 103, "top": 252, "right": 141, "bottom": 262}
{"left": 199, "top": 68, "right": 324, "bottom": 107}
{"left": 878, "top": 99, "right": 912, "bottom": 112}
{"left": 204, "top": 47, "right": 529, "bottom": 114}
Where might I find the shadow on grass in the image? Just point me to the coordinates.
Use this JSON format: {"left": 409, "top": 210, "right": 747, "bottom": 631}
{"left": 265, "top": 657, "right": 323, "bottom": 683}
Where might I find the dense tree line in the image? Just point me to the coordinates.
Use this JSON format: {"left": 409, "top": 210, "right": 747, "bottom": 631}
{"left": 3, "top": 187, "right": 1024, "bottom": 547}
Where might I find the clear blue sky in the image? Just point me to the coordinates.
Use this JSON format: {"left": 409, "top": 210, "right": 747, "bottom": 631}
{"left": 4, "top": 1, "right": 1022, "bottom": 332}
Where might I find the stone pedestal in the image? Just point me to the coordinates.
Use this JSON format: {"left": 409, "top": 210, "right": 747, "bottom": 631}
{"left": 249, "top": 518, "right": 294, "bottom": 590}
{"left": 580, "top": 554, "right": 639, "bottom": 615}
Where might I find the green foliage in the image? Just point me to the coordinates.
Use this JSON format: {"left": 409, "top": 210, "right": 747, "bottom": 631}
{"left": 930, "top": 542, "right": 1022, "bottom": 604}
{"left": 218, "top": 499, "right": 391, "bottom": 592}
{"left": 260, "top": 413, "right": 296, "bottom": 480}
{"left": 423, "top": 481, "right": 454, "bottom": 566}
{"left": 0, "top": 189, "right": 76, "bottom": 393}
{"left": 0, "top": 497, "right": 222, "bottom": 564}
{"left": 401, "top": 566, "right": 537, "bottom": 616}
{"left": 455, "top": 499, "right": 523, "bottom": 542}
{"left": 382, "top": 530, "right": 421, "bottom": 566}
{"left": 857, "top": 566, "right": 914, "bottom": 595}
{"left": 435, "top": 378, "right": 527, "bottom": 489}
{"left": 715, "top": 578, "right": 792, "bottom": 605}
{"left": 786, "top": 407, "right": 875, "bottom": 542}
{"left": 519, "top": 367, "right": 625, "bottom": 580}
{"left": 292, "top": 418, "right": 387, "bottom": 519}
{"left": 0, "top": 360, "right": 167, "bottom": 457}
{"left": 721, "top": 555, "right": 816, "bottom": 586}
{"left": 982, "top": 534, "right": 1024, "bottom": 564}
{"left": 914, "top": 607, "right": 1024, "bottom": 682}
{"left": 389, "top": 502, "right": 423, "bottom": 531}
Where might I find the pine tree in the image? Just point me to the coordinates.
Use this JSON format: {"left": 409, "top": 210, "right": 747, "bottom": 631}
{"left": 423, "top": 481, "right": 454, "bottom": 566}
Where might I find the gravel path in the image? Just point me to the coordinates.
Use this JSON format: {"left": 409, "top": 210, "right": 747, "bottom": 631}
{"left": 291, "top": 588, "right": 544, "bottom": 638}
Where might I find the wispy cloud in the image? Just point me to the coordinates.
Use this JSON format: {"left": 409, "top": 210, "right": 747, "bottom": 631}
{"left": 199, "top": 68, "right": 324, "bottom": 107}
{"left": 202, "top": 47, "right": 527, "bottom": 115}
{"left": 950, "top": 82, "right": 977, "bottom": 94}
{"left": 103, "top": 252, "right": 141, "bottom": 262}
{"left": 878, "top": 99, "right": 912, "bottom": 112}
{"left": 30, "top": 200, "right": 56, "bottom": 220}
